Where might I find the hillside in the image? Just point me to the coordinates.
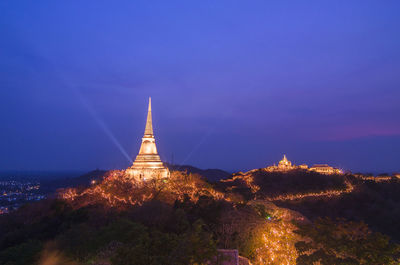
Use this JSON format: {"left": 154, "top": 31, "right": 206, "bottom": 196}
{"left": 0, "top": 169, "right": 399, "bottom": 264}
{"left": 218, "top": 169, "right": 351, "bottom": 201}
{"left": 219, "top": 169, "right": 400, "bottom": 242}
{"left": 275, "top": 177, "right": 400, "bottom": 242}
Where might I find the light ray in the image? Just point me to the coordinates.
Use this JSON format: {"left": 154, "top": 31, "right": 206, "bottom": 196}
{"left": 73, "top": 88, "right": 133, "bottom": 164}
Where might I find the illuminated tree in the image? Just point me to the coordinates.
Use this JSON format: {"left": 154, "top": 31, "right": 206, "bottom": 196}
{"left": 216, "top": 202, "right": 300, "bottom": 265}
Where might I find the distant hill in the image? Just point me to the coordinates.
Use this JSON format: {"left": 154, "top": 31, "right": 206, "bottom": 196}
{"left": 165, "top": 164, "right": 231, "bottom": 182}
{"left": 40, "top": 170, "right": 108, "bottom": 195}
{"left": 56, "top": 169, "right": 107, "bottom": 187}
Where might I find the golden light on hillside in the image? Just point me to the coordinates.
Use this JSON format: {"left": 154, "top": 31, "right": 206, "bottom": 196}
{"left": 267, "top": 180, "right": 354, "bottom": 201}
{"left": 245, "top": 201, "right": 304, "bottom": 265}
{"left": 60, "top": 170, "right": 225, "bottom": 208}
{"left": 255, "top": 222, "right": 298, "bottom": 265}
{"left": 223, "top": 171, "right": 356, "bottom": 202}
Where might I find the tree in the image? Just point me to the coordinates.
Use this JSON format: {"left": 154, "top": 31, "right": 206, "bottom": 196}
{"left": 295, "top": 217, "right": 400, "bottom": 265}
{"left": 111, "top": 219, "right": 216, "bottom": 265}
{"left": 0, "top": 240, "right": 42, "bottom": 265}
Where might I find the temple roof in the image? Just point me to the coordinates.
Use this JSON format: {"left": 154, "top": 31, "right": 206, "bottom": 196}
{"left": 311, "top": 164, "right": 330, "bottom": 168}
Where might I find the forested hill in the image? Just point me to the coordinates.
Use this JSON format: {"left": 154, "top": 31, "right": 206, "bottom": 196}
{"left": 218, "top": 169, "right": 400, "bottom": 243}
{"left": 0, "top": 169, "right": 399, "bottom": 264}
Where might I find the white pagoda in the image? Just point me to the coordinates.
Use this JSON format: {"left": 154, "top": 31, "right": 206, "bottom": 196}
{"left": 126, "top": 97, "right": 169, "bottom": 181}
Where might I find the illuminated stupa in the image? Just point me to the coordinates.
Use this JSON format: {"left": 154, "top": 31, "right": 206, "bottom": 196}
{"left": 126, "top": 97, "right": 169, "bottom": 181}
{"left": 264, "top": 154, "right": 299, "bottom": 172}
{"left": 278, "top": 154, "right": 292, "bottom": 170}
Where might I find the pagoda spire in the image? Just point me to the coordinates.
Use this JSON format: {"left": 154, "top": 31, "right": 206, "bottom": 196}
{"left": 144, "top": 97, "right": 153, "bottom": 136}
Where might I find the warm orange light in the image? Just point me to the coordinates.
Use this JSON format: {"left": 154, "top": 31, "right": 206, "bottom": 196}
{"left": 60, "top": 170, "right": 225, "bottom": 208}
{"left": 266, "top": 180, "right": 354, "bottom": 202}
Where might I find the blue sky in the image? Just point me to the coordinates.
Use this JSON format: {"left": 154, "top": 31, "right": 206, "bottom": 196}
{"left": 1, "top": 1, "right": 399, "bottom": 173}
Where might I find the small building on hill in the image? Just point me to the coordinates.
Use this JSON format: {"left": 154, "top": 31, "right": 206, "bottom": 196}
{"left": 299, "top": 164, "right": 308, "bottom": 169}
{"left": 309, "top": 164, "right": 342, "bottom": 175}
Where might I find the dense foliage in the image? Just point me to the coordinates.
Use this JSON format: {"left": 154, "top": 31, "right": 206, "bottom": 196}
{"left": 1, "top": 170, "right": 400, "bottom": 264}
{"left": 276, "top": 177, "right": 400, "bottom": 242}
{"left": 295, "top": 217, "right": 400, "bottom": 264}
{"left": 0, "top": 173, "right": 303, "bottom": 265}
{"left": 61, "top": 171, "right": 224, "bottom": 209}
{"left": 0, "top": 199, "right": 217, "bottom": 265}
{"left": 218, "top": 169, "right": 349, "bottom": 200}
{"left": 253, "top": 170, "right": 346, "bottom": 196}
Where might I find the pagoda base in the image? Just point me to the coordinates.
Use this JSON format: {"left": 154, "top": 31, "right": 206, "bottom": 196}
{"left": 125, "top": 166, "right": 170, "bottom": 181}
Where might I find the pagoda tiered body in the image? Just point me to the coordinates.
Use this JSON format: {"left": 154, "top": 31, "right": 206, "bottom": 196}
{"left": 126, "top": 98, "right": 170, "bottom": 181}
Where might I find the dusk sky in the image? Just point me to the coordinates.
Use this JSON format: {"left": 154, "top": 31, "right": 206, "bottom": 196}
{"left": 1, "top": 1, "right": 399, "bottom": 173}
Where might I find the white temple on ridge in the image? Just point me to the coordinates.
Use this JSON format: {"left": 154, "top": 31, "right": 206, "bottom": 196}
{"left": 126, "top": 97, "right": 170, "bottom": 181}
{"left": 277, "top": 154, "right": 293, "bottom": 170}
{"left": 264, "top": 154, "right": 342, "bottom": 174}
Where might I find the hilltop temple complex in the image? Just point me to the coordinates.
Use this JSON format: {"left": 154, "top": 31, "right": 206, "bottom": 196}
{"left": 125, "top": 98, "right": 170, "bottom": 181}
{"left": 265, "top": 154, "right": 342, "bottom": 175}
{"left": 123, "top": 98, "right": 342, "bottom": 180}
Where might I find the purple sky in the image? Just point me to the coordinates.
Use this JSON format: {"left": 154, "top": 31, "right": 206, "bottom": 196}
{"left": 1, "top": 1, "right": 400, "bottom": 173}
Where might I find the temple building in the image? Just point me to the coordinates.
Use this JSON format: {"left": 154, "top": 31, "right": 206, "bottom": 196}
{"left": 309, "top": 164, "right": 342, "bottom": 175}
{"left": 125, "top": 97, "right": 170, "bottom": 181}
{"left": 277, "top": 155, "right": 295, "bottom": 171}
{"left": 264, "top": 154, "right": 342, "bottom": 175}
{"left": 298, "top": 164, "right": 309, "bottom": 170}
{"left": 266, "top": 154, "right": 298, "bottom": 172}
